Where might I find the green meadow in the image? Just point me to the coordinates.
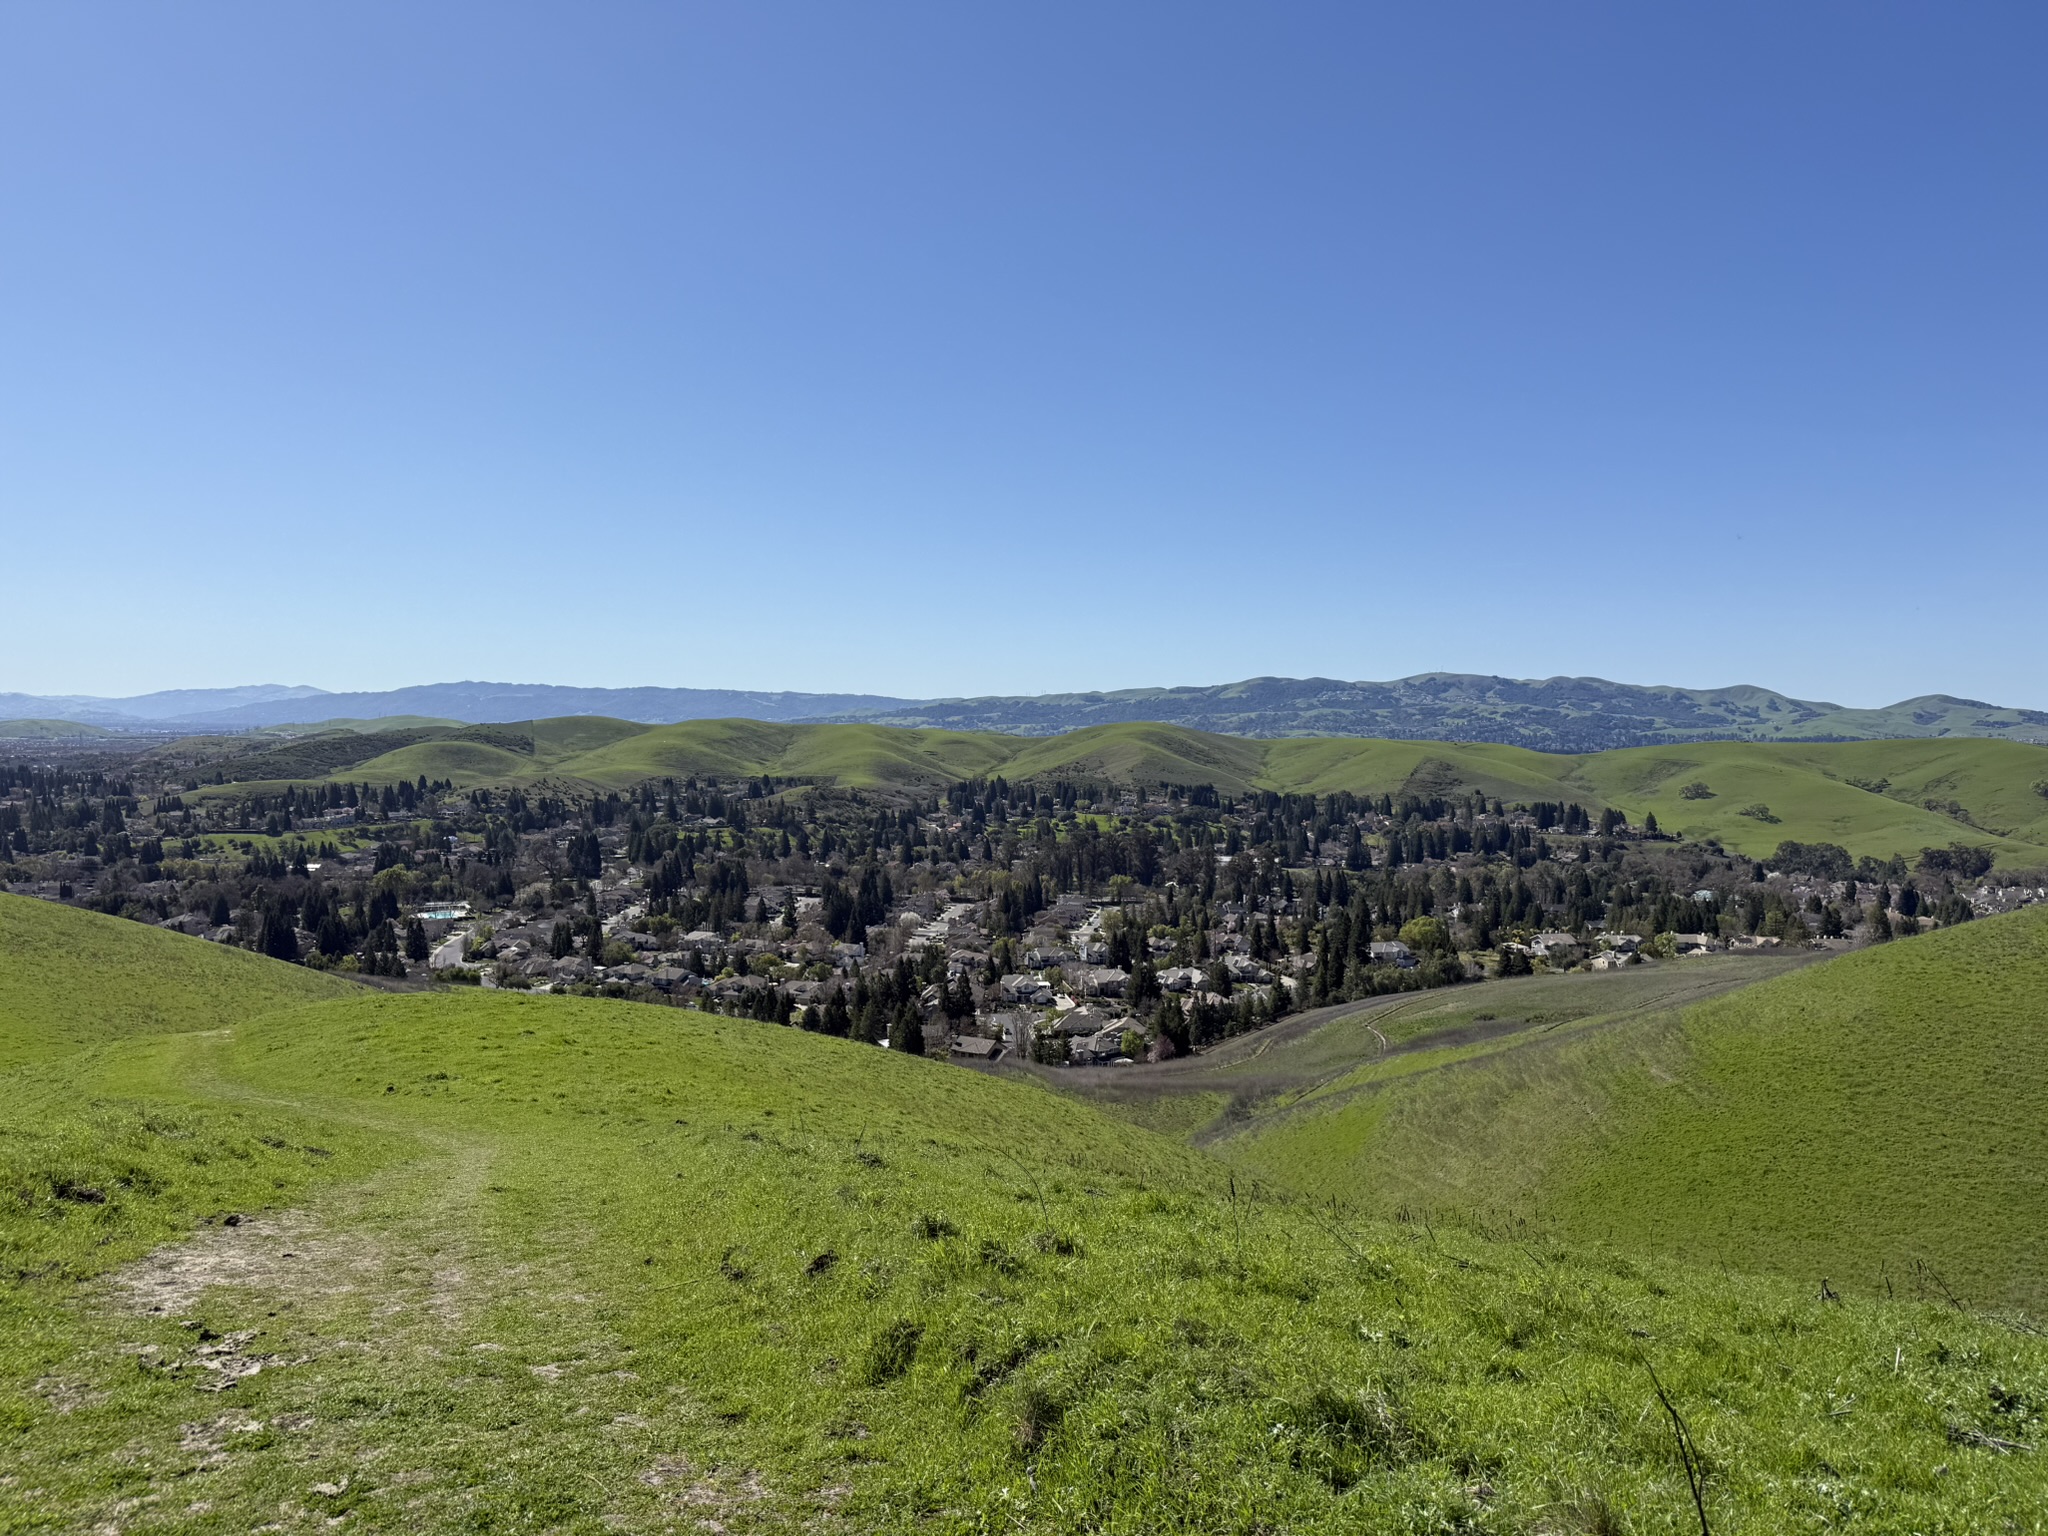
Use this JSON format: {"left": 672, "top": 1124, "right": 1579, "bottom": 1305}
{"left": 1065, "top": 909, "right": 2048, "bottom": 1315}
{"left": 4, "top": 895, "right": 2048, "bottom": 1531}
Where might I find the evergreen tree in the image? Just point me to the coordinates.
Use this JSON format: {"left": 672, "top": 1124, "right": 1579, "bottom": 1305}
{"left": 259, "top": 905, "right": 299, "bottom": 962}
{"left": 891, "top": 1002, "right": 925, "bottom": 1055}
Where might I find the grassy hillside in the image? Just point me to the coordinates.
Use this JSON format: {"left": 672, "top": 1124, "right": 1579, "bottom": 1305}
{"left": 1190, "top": 909, "right": 2048, "bottom": 1310}
{"left": 4, "top": 908, "right": 2046, "bottom": 1528}
{"left": 1258, "top": 737, "right": 1593, "bottom": 803}
{"left": 311, "top": 720, "right": 2048, "bottom": 868}
{"left": 1564, "top": 738, "right": 2048, "bottom": 861}
{"left": 0, "top": 894, "right": 351, "bottom": 1071}
{"left": 999, "top": 721, "right": 1270, "bottom": 790}
{"left": 1555, "top": 906, "right": 2048, "bottom": 1306}
{"left": 564, "top": 720, "right": 1020, "bottom": 789}
{"left": 343, "top": 738, "right": 538, "bottom": 784}
{"left": 160, "top": 713, "right": 2048, "bottom": 864}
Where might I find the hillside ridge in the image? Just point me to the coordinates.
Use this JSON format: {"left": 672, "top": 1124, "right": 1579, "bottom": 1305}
{"left": 11, "top": 672, "right": 2048, "bottom": 750}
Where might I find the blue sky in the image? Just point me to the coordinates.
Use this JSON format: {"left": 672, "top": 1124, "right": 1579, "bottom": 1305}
{"left": 4, "top": 3, "right": 2044, "bottom": 707}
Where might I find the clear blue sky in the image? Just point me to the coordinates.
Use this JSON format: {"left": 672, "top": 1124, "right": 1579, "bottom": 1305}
{"left": 4, "top": 3, "right": 2043, "bottom": 707}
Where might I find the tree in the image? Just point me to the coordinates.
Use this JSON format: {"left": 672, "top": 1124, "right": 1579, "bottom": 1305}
{"left": 891, "top": 1002, "right": 925, "bottom": 1055}
{"left": 405, "top": 918, "right": 430, "bottom": 961}
{"left": 1397, "top": 916, "right": 1453, "bottom": 956}
{"left": 259, "top": 906, "right": 299, "bottom": 962}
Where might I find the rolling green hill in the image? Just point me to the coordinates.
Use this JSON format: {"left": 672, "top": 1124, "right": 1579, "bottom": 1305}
{"left": 5, "top": 903, "right": 2046, "bottom": 1528}
{"left": 1167, "top": 908, "right": 2048, "bottom": 1310}
{"left": 560, "top": 719, "right": 1020, "bottom": 789}
{"left": 181, "top": 713, "right": 2048, "bottom": 866}
{"left": 1560, "top": 738, "right": 2048, "bottom": 862}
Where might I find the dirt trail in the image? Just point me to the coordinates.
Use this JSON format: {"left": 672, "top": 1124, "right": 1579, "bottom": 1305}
{"left": 68, "top": 1036, "right": 816, "bottom": 1534}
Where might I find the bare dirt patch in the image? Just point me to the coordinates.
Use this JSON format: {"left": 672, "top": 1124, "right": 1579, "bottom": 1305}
{"left": 103, "top": 1211, "right": 380, "bottom": 1318}
{"left": 639, "top": 1454, "right": 778, "bottom": 1533}
{"left": 33, "top": 1376, "right": 108, "bottom": 1415}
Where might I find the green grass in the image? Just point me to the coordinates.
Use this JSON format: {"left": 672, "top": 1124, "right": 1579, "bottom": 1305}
{"left": 3, "top": 903, "right": 2047, "bottom": 1529}
{"left": 1561, "top": 738, "right": 2048, "bottom": 861}
{"left": 1553, "top": 907, "right": 2048, "bottom": 1308}
{"left": 0, "top": 895, "right": 351, "bottom": 1072}
{"left": 343, "top": 739, "right": 538, "bottom": 783}
{"left": 170, "top": 715, "right": 2048, "bottom": 866}
{"left": 1258, "top": 738, "right": 1593, "bottom": 804}
{"left": 1187, "top": 912, "right": 2048, "bottom": 1312}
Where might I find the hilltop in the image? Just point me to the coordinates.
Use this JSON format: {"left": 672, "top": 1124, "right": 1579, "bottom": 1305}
{"left": 5, "top": 894, "right": 2047, "bottom": 1531}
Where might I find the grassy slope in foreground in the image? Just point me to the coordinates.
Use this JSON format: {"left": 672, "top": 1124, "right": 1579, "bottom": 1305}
{"left": 1223, "top": 907, "right": 2048, "bottom": 1310}
{"left": 1556, "top": 905, "right": 2048, "bottom": 1305}
{"left": 0, "top": 911, "right": 2044, "bottom": 1529}
{"left": 0, "top": 893, "right": 350, "bottom": 1071}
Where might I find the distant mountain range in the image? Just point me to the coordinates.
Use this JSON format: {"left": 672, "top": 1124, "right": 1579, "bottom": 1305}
{"left": 0, "top": 683, "right": 914, "bottom": 732}
{"left": 4, "top": 675, "right": 2046, "bottom": 754}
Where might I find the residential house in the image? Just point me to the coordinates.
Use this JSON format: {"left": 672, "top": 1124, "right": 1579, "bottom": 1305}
{"left": 1074, "top": 965, "right": 1129, "bottom": 998}
{"left": 998, "top": 973, "right": 1055, "bottom": 1006}
{"left": 1068, "top": 1023, "right": 1135, "bottom": 1066}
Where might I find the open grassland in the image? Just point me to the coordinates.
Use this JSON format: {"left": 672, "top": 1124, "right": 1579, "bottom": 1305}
{"left": 169, "top": 716, "right": 2048, "bottom": 866}
{"left": 1551, "top": 906, "right": 2048, "bottom": 1309}
{"left": 1560, "top": 738, "right": 2048, "bottom": 862}
{"left": 1090, "top": 910, "right": 2048, "bottom": 1312}
{"left": 0, "top": 895, "right": 349, "bottom": 1073}
{"left": 3, "top": 900, "right": 2047, "bottom": 1530}
{"left": 1057, "top": 956, "right": 1813, "bottom": 1146}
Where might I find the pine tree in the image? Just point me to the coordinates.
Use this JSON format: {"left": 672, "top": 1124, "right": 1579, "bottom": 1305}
{"left": 260, "top": 906, "right": 298, "bottom": 962}
{"left": 892, "top": 1002, "right": 925, "bottom": 1055}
